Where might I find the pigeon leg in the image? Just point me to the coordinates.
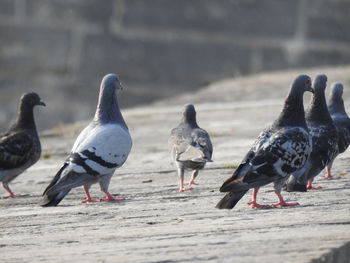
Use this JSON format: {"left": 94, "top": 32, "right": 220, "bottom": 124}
{"left": 3, "top": 182, "right": 16, "bottom": 198}
{"left": 185, "top": 170, "right": 199, "bottom": 186}
{"left": 82, "top": 185, "right": 99, "bottom": 203}
{"left": 247, "top": 188, "right": 269, "bottom": 208}
{"left": 100, "top": 191, "right": 125, "bottom": 202}
{"left": 97, "top": 173, "right": 124, "bottom": 201}
{"left": 324, "top": 166, "right": 333, "bottom": 179}
{"left": 306, "top": 178, "right": 322, "bottom": 190}
{"left": 273, "top": 190, "right": 299, "bottom": 207}
{"left": 178, "top": 167, "right": 192, "bottom": 192}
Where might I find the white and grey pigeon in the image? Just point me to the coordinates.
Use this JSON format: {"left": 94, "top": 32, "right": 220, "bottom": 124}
{"left": 41, "top": 74, "right": 132, "bottom": 206}
{"left": 324, "top": 82, "right": 350, "bottom": 178}
{"left": 0, "top": 93, "right": 45, "bottom": 198}
{"left": 216, "top": 75, "right": 313, "bottom": 209}
{"left": 286, "top": 75, "right": 339, "bottom": 192}
{"left": 170, "top": 104, "right": 213, "bottom": 192}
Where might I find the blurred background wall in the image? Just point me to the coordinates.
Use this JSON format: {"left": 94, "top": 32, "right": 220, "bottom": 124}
{"left": 0, "top": 0, "right": 350, "bottom": 129}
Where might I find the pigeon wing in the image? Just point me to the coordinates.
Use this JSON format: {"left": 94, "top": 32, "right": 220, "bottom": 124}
{"left": 220, "top": 127, "right": 310, "bottom": 192}
{"left": 0, "top": 131, "right": 34, "bottom": 170}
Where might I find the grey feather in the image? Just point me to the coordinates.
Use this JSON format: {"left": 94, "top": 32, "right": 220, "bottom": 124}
{"left": 41, "top": 74, "right": 132, "bottom": 206}
{"left": 287, "top": 75, "right": 339, "bottom": 191}
{"left": 0, "top": 92, "right": 45, "bottom": 197}
{"left": 217, "top": 75, "right": 313, "bottom": 209}
{"left": 170, "top": 104, "right": 213, "bottom": 191}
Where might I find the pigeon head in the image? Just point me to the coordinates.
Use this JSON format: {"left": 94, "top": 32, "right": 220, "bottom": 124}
{"left": 15, "top": 92, "right": 45, "bottom": 130}
{"left": 101, "top": 73, "right": 123, "bottom": 91}
{"left": 94, "top": 74, "right": 127, "bottom": 127}
{"left": 275, "top": 75, "right": 312, "bottom": 128}
{"left": 20, "top": 92, "right": 46, "bottom": 108}
{"left": 292, "top": 74, "right": 313, "bottom": 94}
{"left": 306, "top": 74, "right": 333, "bottom": 124}
{"left": 328, "top": 82, "right": 346, "bottom": 116}
{"left": 330, "top": 82, "right": 343, "bottom": 100}
{"left": 182, "top": 104, "right": 198, "bottom": 126}
{"left": 313, "top": 74, "right": 328, "bottom": 94}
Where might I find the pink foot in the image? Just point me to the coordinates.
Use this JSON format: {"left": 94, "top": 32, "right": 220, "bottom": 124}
{"left": 3, "top": 194, "right": 17, "bottom": 199}
{"left": 184, "top": 181, "right": 198, "bottom": 186}
{"left": 306, "top": 185, "right": 322, "bottom": 190}
{"left": 99, "top": 192, "right": 125, "bottom": 202}
{"left": 247, "top": 201, "right": 270, "bottom": 209}
{"left": 82, "top": 198, "right": 99, "bottom": 203}
{"left": 99, "top": 197, "right": 125, "bottom": 202}
{"left": 325, "top": 167, "right": 333, "bottom": 179}
{"left": 273, "top": 201, "right": 299, "bottom": 207}
{"left": 178, "top": 187, "right": 193, "bottom": 192}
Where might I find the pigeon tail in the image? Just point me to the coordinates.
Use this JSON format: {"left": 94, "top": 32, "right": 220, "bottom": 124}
{"left": 216, "top": 190, "right": 248, "bottom": 209}
{"left": 41, "top": 163, "right": 96, "bottom": 207}
{"left": 219, "top": 162, "right": 254, "bottom": 192}
{"left": 41, "top": 189, "right": 71, "bottom": 207}
{"left": 177, "top": 145, "right": 206, "bottom": 162}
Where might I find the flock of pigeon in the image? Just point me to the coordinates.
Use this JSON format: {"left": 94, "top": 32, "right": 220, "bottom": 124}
{"left": 0, "top": 73, "right": 349, "bottom": 209}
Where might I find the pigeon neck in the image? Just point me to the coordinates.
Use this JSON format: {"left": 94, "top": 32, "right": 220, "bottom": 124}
{"left": 306, "top": 88, "right": 333, "bottom": 124}
{"left": 328, "top": 95, "right": 347, "bottom": 116}
{"left": 275, "top": 87, "right": 307, "bottom": 128}
{"left": 94, "top": 85, "right": 127, "bottom": 128}
{"left": 15, "top": 103, "right": 37, "bottom": 130}
{"left": 181, "top": 114, "right": 198, "bottom": 128}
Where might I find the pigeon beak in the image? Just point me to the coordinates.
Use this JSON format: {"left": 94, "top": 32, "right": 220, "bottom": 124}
{"left": 307, "top": 86, "right": 314, "bottom": 94}
{"left": 38, "top": 100, "right": 46, "bottom": 106}
{"left": 116, "top": 82, "right": 123, "bottom": 91}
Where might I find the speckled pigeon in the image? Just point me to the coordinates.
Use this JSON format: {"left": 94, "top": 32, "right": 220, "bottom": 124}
{"left": 41, "top": 74, "right": 132, "bottom": 206}
{"left": 324, "top": 82, "right": 350, "bottom": 178}
{"left": 286, "top": 75, "right": 339, "bottom": 191}
{"left": 216, "top": 75, "right": 313, "bottom": 209}
{"left": 0, "top": 92, "right": 45, "bottom": 198}
{"left": 170, "top": 104, "right": 213, "bottom": 192}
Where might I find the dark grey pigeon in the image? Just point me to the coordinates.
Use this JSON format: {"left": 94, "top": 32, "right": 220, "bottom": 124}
{"left": 287, "top": 75, "right": 339, "bottom": 192}
{"left": 41, "top": 74, "right": 132, "bottom": 207}
{"left": 216, "top": 75, "right": 313, "bottom": 209}
{"left": 325, "top": 82, "right": 350, "bottom": 178}
{"left": 0, "top": 92, "right": 45, "bottom": 198}
{"left": 170, "top": 104, "right": 213, "bottom": 192}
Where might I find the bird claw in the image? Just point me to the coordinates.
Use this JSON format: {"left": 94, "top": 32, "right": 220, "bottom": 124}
{"left": 273, "top": 201, "right": 299, "bottom": 207}
{"left": 82, "top": 198, "right": 99, "bottom": 203}
{"left": 99, "top": 197, "right": 125, "bottom": 202}
{"left": 178, "top": 187, "right": 193, "bottom": 192}
{"left": 3, "top": 195, "right": 17, "bottom": 199}
{"left": 184, "top": 181, "right": 198, "bottom": 186}
{"left": 306, "top": 185, "right": 322, "bottom": 190}
{"left": 247, "top": 201, "right": 270, "bottom": 209}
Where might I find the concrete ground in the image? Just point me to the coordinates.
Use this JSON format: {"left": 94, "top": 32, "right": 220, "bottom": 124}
{"left": 1, "top": 67, "right": 350, "bottom": 263}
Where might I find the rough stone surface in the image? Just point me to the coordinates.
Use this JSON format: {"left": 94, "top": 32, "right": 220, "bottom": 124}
{"left": 1, "top": 69, "right": 349, "bottom": 262}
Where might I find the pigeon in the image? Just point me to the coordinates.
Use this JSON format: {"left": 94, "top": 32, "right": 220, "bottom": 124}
{"left": 0, "top": 92, "right": 45, "bottom": 198}
{"left": 170, "top": 104, "right": 213, "bottom": 192}
{"left": 41, "top": 74, "right": 132, "bottom": 206}
{"left": 216, "top": 75, "right": 313, "bottom": 209}
{"left": 324, "top": 82, "right": 350, "bottom": 178}
{"left": 286, "top": 75, "right": 339, "bottom": 192}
